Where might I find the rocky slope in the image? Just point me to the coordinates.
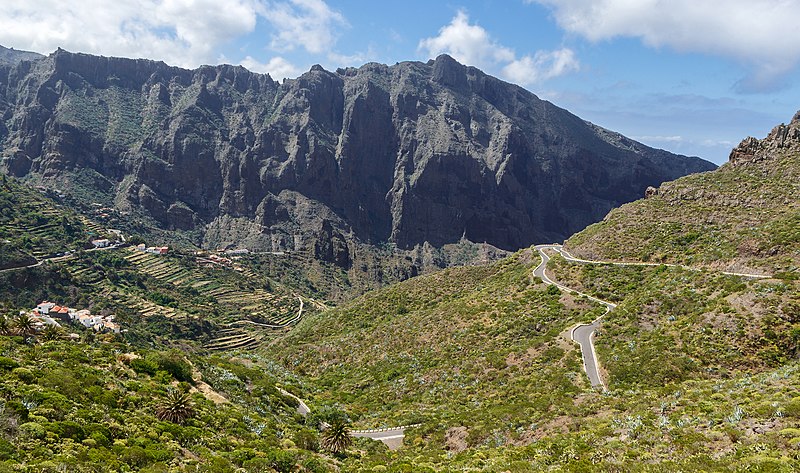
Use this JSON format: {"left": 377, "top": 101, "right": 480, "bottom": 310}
{"left": 0, "top": 48, "right": 714, "bottom": 264}
{"left": 0, "top": 45, "right": 42, "bottom": 66}
{"left": 566, "top": 112, "right": 800, "bottom": 274}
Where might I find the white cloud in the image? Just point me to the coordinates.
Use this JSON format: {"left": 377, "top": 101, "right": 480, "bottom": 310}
{"left": 530, "top": 0, "right": 800, "bottom": 92}
{"left": 239, "top": 55, "right": 300, "bottom": 79}
{"left": 419, "top": 11, "right": 578, "bottom": 86}
{"left": 632, "top": 135, "right": 684, "bottom": 143}
{"left": 0, "top": 0, "right": 348, "bottom": 74}
{"left": 262, "top": 0, "right": 347, "bottom": 54}
{"left": 418, "top": 11, "right": 514, "bottom": 70}
{"left": 0, "top": 0, "right": 261, "bottom": 68}
{"left": 503, "top": 48, "right": 579, "bottom": 84}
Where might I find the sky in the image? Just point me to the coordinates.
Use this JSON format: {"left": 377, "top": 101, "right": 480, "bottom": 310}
{"left": 1, "top": 1, "right": 799, "bottom": 164}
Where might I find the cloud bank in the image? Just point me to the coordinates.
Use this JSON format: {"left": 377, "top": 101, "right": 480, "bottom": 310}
{"left": 418, "top": 11, "right": 579, "bottom": 86}
{"left": 0, "top": 0, "right": 346, "bottom": 79}
{"left": 530, "top": 0, "right": 800, "bottom": 92}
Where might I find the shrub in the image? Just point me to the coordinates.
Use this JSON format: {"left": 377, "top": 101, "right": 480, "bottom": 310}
{"left": 783, "top": 397, "right": 800, "bottom": 418}
{"left": 19, "top": 422, "right": 46, "bottom": 439}
{"left": 0, "top": 357, "right": 19, "bottom": 371}
{"left": 12, "top": 367, "right": 35, "bottom": 384}
{"left": 131, "top": 358, "right": 158, "bottom": 376}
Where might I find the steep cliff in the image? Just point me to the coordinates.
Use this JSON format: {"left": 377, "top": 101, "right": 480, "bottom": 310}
{"left": 0, "top": 48, "right": 715, "bottom": 262}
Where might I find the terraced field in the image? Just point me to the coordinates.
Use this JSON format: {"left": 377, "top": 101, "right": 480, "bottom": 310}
{"left": 65, "top": 259, "right": 104, "bottom": 284}
{"left": 121, "top": 247, "right": 304, "bottom": 327}
{"left": 8, "top": 202, "right": 82, "bottom": 259}
{"left": 78, "top": 215, "right": 107, "bottom": 238}
{"left": 123, "top": 249, "right": 194, "bottom": 284}
{"left": 203, "top": 327, "right": 262, "bottom": 351}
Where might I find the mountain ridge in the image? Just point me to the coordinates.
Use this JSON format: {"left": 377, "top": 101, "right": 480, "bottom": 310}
{"left": 0, "top": 47, "right": 714, "bottom": 263}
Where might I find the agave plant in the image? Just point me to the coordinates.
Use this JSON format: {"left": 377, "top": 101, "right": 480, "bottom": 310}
{"left": 320, "top": 418, "right": 352, "bottom": 455}
{"left": 155, "top": 389, "right": 195, "bottom": 424}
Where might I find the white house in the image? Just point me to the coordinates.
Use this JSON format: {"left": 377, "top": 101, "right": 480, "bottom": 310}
{"left": 91, "top": 239, "right": 111, "bottom": 248}
{"left": 77, "top": 313, "right": 103, "bottom": 329}
{"left": 34, "top": 301, "right": 56, "bottom": 315}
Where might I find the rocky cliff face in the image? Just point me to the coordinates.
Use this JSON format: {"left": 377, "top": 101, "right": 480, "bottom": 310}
{"left": 0, "top": 48, "right": 715, "bottom": 262}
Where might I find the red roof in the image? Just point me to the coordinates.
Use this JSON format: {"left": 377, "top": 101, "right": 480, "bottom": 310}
{"left": 51, "top": 305, "right": 62, "bottom": 312}
{"left": 59, "top": 307, "right": 69, "bottom": 314}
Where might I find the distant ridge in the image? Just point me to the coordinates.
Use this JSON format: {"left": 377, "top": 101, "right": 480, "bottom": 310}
{"left": 0, "top": 44, "right": 43, "bottom": 65}
{"left": 0, "top": 47, "right": 714, "bottom": 265}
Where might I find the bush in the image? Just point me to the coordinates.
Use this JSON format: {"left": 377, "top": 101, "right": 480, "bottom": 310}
{"left": 783, "top": 397, "right": 800, "bottom": 418}
{"left": 131, "top": 358, "right": 158, "bottom": 376}
{"left": 0, "top": 357, "right": 19, "bottom": 371}
{"left": 293, "top": 428, "right": 319, "bottom": 451}
{"left": 19, "top": 422, "right": 46, "bottom": 439}
{"left": 12, "top": 367, "right": 35, "bottom": 383}
{"left": 0, "top": 438, "right": 15, "bottom": 460}
{"left": 130, "top": 352, "right": 195, "bottom": 383}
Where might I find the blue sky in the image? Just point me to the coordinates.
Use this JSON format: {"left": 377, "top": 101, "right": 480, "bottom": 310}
{"left": 2, "top": 0, "right": 799, "bottom": 164}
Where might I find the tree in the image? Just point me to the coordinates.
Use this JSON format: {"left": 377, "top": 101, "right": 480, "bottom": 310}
{"left": 12, "top": 314, "right": 35, "bottom": 336}
{"left": 39, "top": 325, "right": 64, "bottom": 341}
{"left": 0, "top": 316, "right": 10, "bottom": 336}
{"left": 320, "top": 418, "right": 352, "bottom": 456}
{"left": 155, "top": 389, "right": 195, "bottom": 424}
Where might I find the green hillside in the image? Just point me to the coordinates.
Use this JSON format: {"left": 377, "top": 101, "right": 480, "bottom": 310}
{"left": 268, "top": 249, "right": 601, "bottom": 431}
{"left": 263, "top": 248, "right": 800, "bottom": 472}
{"left": 0, "top": 335, "right": 333, "bottom": 472}
{"left": 548, "top": 255, "right": 800, "bottom": 385}
{"left": 0, "top": 175, "right": 96, "bottom": 269}
{"left": 566, "top": 116, "right": 800, "bottom": 275}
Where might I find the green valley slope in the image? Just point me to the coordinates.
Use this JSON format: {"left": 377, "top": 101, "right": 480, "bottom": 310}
{"left": 264, "top": 114, "right": 800, "bottom": 471}
{"left": 566, "top": 113, "right": 800, "bottom": 275}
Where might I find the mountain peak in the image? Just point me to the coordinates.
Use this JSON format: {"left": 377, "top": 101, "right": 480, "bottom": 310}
{"left": 431, "top": 53, "right": 469, "bottom": 88}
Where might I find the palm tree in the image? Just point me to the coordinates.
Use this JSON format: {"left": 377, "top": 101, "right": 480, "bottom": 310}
{"left": 39, "top": 325, "right": 64, "bottom": 341}
{"left": 0, "top": 316, "right": 10, "bottom": 336}
{"left": 320, "top": 418, "right": 352, "bottom": 455}
{"left": 155, "top": 389, "right": 195, "bottom": 424}
{"left": 12, "top": 314, "right": 35, "bottom": 336}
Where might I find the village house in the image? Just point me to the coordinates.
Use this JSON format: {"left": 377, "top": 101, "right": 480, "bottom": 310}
{"left": 91, "top": 239, "right": 111, "bottom": 248}
{"left": 22, "top": 309, "right": 61, "bottom": 329}
{"left": 27, "top": 302, "right": 123, "bottom": 334}
{"left": 34, "top": 301, "right": 56, "bottom": 315}
{"left": 136, "top": 244, "right": 169, "bottom": 255}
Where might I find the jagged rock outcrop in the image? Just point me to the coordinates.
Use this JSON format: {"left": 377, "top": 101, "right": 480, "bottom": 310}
{"left": 0, "top": 48, "right": 716, "bottom": 262}
{"left": 729, "top": 111, "right": 800, "bottom": 167}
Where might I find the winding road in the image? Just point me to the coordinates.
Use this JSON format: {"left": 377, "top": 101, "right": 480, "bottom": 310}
{"left": 278, "top": 387, "right": 417, "bottom": 450}
{"left": 534, "top": 245, "right": 613, "bottom": 390}
{"left": 534, "top": 244, "right": 771, "bottom": 391}
{"left": 0, "top": 245, "right": 123, "bottom": 274}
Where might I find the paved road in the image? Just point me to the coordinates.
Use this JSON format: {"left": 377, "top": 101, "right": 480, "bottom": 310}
{"left": 534, "top": 244, "right": 772, "bottom": 391}
{"left": 352, "top": 426, "right": 419, "bottom": 450}
{"left": 0, "top": 244, "right": 125, "bottom": 274}
{"left": 278, "top": 388, "right": 416, "bottom": 450}
{"left": 278, "top": 388, "right": 311, "bottom": 416}
{"left": 556, "top": 246, "right": 770, "bottom": 279}
{"left": 535, "top": 244, "right": 615, "bottom": 390}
